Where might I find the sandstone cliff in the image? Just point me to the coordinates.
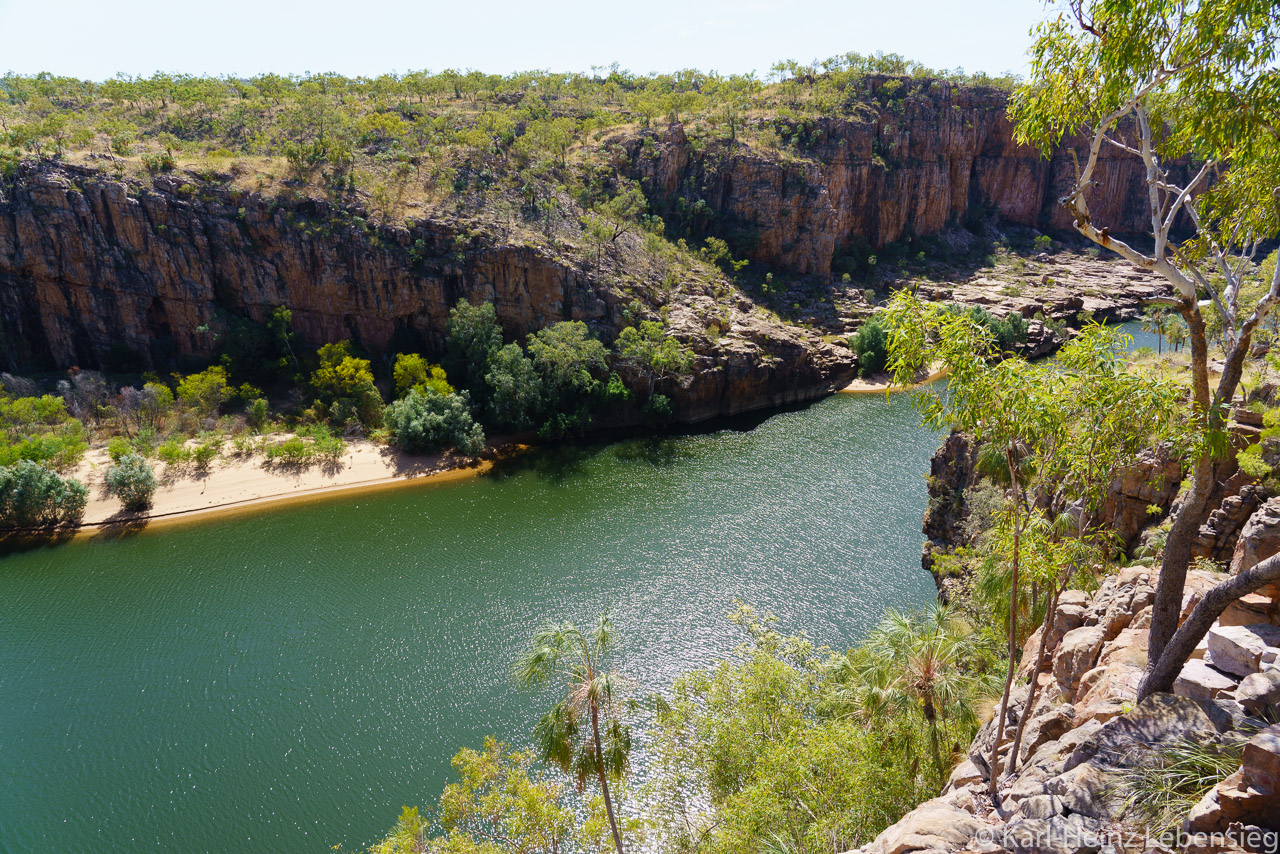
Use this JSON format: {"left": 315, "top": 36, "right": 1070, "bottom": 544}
{"left": 0, "top": 162, "right": 854, "bottom": 423}
{"left": 620, "top": 79, "right": 1184, "bottom": 278}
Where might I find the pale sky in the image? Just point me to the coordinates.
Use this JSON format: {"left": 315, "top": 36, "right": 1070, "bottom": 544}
{"left": 0, "top": 0, "right": 1049, "bottom": 81}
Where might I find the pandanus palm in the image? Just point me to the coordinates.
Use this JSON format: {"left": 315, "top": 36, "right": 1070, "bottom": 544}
{"left": 515, "top": 614, "right": 632, "bottom": 854}
{"left": 844, "top": 603, "right": 990, "bottom": 776}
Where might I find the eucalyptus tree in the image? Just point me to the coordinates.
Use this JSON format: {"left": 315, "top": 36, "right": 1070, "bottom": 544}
{"left": 885, "top": 295, "right": 1056, "bottom": 791}
{"left": 1002, "top": 327, "right": 1179, "bottom": 773}
{"left": 514, "top": 614, "right": 632, "bottom": 854}
{"left": 613, "top": 321, "right": 696, "bottom": 398}
{"left": 886, "top": 301, "right": 1181, "bottom": 789}
{"left": 1010, "top": 0, "right": 1280, "bottom": 697}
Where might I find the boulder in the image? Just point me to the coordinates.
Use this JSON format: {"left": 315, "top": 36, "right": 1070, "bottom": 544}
{"left": 1000, "top": 813, "right": 1107, "bottom": 854}
{"left": 1073, "top": 661, "right": 1143, "bottom": 724}
{"left": 1241, "top": 724, "right": 1280, "bottom": 795}
{"left": 1014, "top": 794, "right": 1064, "bottom": 820}
{"left": 1230, "top": 495, "right": 1280, "bottom": 575}
{"left": 1234, "top": 669, "right": 1280, "bottom": 716}
{"left": 1174, "top": 659, "right": 1240, "bottom": 702}
{"left": 1205, "top": 624, "right": 1280, "bottom": 677}
{"left": 1220, "top": 592, "right": 1279, "bottom": 628}
{"left": 1097, "top": 627, "right": 1147, "bottom": 669}
{"left": 947, "top": 758, "right": 985, "bottom": 791}
{"left": 1071, "top": 693, "right": 1231, "bottom": 770}
{"left": 1043, "top": 761, "right": 1111, "bottom": 819}
{"left": 1053, "top": 626, "right": 1106, "bottom": 699}
{"left": 1183, "top": 569, "right": 1231, "bottom": 621}
{"left": 1019, "top": 705, "right": 1076, "bottom": 763}
{"left": 859, "top": 798, "right": 987, "bottom": 854}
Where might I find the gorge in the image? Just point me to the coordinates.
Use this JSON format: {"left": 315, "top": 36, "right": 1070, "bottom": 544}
{"left": 0, "top": 388, "right": 942, "bottom": 853}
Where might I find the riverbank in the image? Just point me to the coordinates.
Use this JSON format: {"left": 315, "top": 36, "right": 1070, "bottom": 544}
{"left": 839, "top": 366, "right": 948, "bottom": 394}
{"left": 65, "top": 440, "right": 505, "bottom": 532}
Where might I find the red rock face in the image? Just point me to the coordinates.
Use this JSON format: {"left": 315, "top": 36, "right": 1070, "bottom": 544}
{"left": 0, "top": 164, "right": 855, "bottom": 423}
{"left": 0, "top": 166, "right": 609, "bottom": 371}
{"left": 625, "top": 80, "right": 1177, "bottom": 277}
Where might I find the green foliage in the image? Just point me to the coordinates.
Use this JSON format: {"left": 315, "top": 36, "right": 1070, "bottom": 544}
{"left": 0, "top": 393, "right": 87, "bottom": 471}
{"left": 393, "top": 353, "right": 453, "bottom": 398}
{"left": 367, "top": 739, "right": 637, "bottom": 854}
{"left": 850, "top": 317, "right": 888, "bottom": 378}
{"left": 647, "top": 606, "right": 946, "bottom": 854}
{"left": 0, "top": 460, "right": 88, "bottom": 528}
{"left": 514, "top": 613, "right": 632, "bottom": 854}
{"left": 962, "top": 306, "right": 1027, "bottom": 354}
{"left": 1111, "top": 735, "right": 1247, "bottom": 835}
{"left": 176, "top": 366, "right": 230, "bottom": 418}
{"left": 262, "top": 425, "right": 345, "bottom": 467}
{"left": 107, "top": 436, "right": 131, "bottom": 463}
{"left": 1236, "top": 444, "right": 1273, "bottom": 481}
{"left": 445, "top": 300, "right": 503, "bottom": 404}
{"left": 385, "top": 388, "right": 485, "bottom": 455}
{"left": 191, "top": 436, "right": 222, "bottom": 469}
{"left": 527, "top": 321, "right": 609, "bottom": 439}
{"left": 614, "top": 320, "right": 695, "bottom": 394}
{"left": 841, "top": 603, "right": 999, "bottom": 774}
{"left": 155, "top": 438, "right": 192, "bottom": 466}
{"left": 104, "top": 452, "right": 158, "bottom": 511}
{"left": 485, "top": 342, "right": 544, "bottom": 431}
{"left": 699, "top": 237, "right": 748, "bottom": 274}
{"left": 310, "top": 341, "right": 384, "bottom": 427}
{"left": 246, "top": 398, "right": 269, "bottom": 430}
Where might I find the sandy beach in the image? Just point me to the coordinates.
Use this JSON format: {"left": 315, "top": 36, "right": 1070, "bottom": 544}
{"left": 838, "top": 366, "right": 948, "bottom": 394}
{"left": 68, "top": 440, "right": 501, "bottom": 530}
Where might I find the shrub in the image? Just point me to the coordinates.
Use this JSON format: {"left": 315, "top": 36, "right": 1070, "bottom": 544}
{"left": 485, "top": 343, "right": 543, "bottom": 431}
{"left": 191, "top": 437, "right": 222, "bottom": 469}
{"left": 246, "top": 398, "right": 269, "bottom": 430}
{"left": 1033, "top": 234, "right": 1053, "bottom": 253}
{"left": 262, "top": 427, "right": 345, "bottom": 467}
{"left": 851, "top": 317, "right": 888, "bottom": 378}
{"left": 176, "top": 367, "right": 230, "bottom": 418}
{"left": 264, "top": 436, "right": 314, "bottom": 466}
{"left": 141, "top": 149, "right": 176, "bottom": 173}
{"left": 0, "top": 431, "right": 89, "bottom": 471}
{"left": 385, "top": 388, "right": 485, "bottom": 455}
{"left": 1237, "top": 444, "right": 1273, "bottom": 480}
{"left": 0, "top": 460, "right": 88, "bottom": 528}
{"left": 527, "top": 321, "right": 609, "bottom": 438}
{"left": 393, "top": 353, "right": 453, "bottom": 398}
{"left": 155, "top": 438, "right": 192, "bottom": 466}
{"left": 311, "top": 341, "right": 384, "bottom": 427}
{"left": 105, "top": 453, "right": 158, "bottom": 511}
{"left": 445, "top": 300, "right": 503, "bottom": 403}
{"left": 107, "top": 436, "right": 131, "bottom": 463}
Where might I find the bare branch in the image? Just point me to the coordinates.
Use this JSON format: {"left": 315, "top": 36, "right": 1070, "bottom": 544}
{"left": 1160, "top": 159, "right": 1213, "bottom": 236}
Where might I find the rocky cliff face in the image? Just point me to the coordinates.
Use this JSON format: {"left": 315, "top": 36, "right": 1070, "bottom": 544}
{"left": 852, "top": 559, "right": 1280, "bottom": 854}
{"left": 0, "top": 162, "right": 854, "bottom": 422}
{"left": 622, "top": 79, "right": 1181, "bottom": 277}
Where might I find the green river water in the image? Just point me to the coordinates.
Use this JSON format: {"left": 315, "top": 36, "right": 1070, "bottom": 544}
{"left": 1, "top": 388, "right": 945, "bottom": 853}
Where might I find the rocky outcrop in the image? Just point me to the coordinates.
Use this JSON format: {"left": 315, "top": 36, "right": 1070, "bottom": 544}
{"left": 1231, "top": 496, "right": 1280, "bottom": 576}
{"left": 1194, "top": 484, "right": 1272, "bottom": 564}
{"left": 0, "top": 163, "right": 855, "bottom": 422}
{"left": 1096, "top": 445, "right": 1184, "bottom": 551}
{"left": 623, "top": 80, "right": 1189, "bottom": 277}
{"left": 921, "top": 438, "right": 1184, "bottom": 591}
{"left": 854, "top": 535, "right": 1280, "bottom": 854}
{"left": 921, "top": 431, "right": 980, "bottom": 588}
